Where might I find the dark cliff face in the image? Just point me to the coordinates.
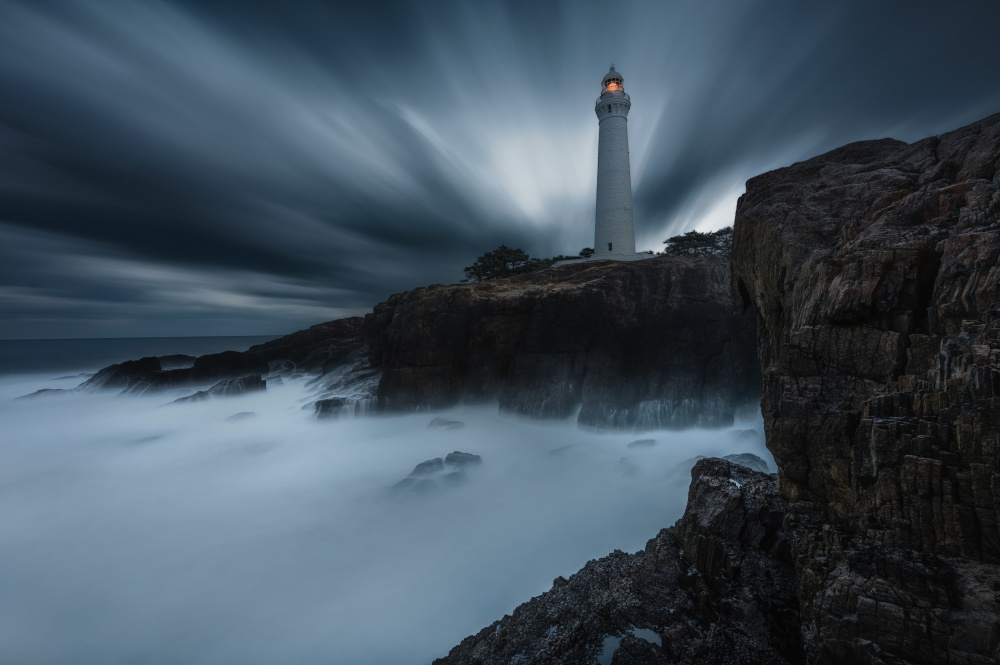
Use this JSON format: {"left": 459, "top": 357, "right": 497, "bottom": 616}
{"left": 731, "top": 112, "right": 1000, "bottom": 663}
{"left": 365, "top": 255, "right": 760, "bottom": 429}
{"left": 77, "top": 256, "right": 758, "bottom": 429}
{"left": 433, "top": 459, "right": 800, "bottom": 665}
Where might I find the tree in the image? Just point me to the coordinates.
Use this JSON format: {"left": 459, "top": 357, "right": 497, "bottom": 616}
{"left": 579, "top": 247, "right": 594, "bottom": 258}
{"left": 662, "top": 226, "right": 733, "bottom": 256}
{"left": 463, "top": 245, "right": 534, "bottom": 282}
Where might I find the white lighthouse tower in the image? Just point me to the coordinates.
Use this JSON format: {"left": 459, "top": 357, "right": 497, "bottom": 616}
{"left": 593, "top": 65, "right": 636, "bottom": 259}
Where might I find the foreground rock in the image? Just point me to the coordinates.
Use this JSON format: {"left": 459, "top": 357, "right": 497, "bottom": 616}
{"left": 731, "top": 112, "right": 1000, "bottom": 662}
{"left": 434, "top": 458, "right": 798, "bottom": 665}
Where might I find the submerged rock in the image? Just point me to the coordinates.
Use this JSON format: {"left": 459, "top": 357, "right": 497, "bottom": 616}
{"left": 392, "top": 477, "right": 438, "bottom": 495}
{"left": 410, "top": 458, "right": 444, "bottom": 476}
{"left": 16, "top": 388, "right": 72, "bottom": 400}
{"left": 428, "top": 417, "right": 465, "bottom": 430}
{"left": 226, "top": 411, "right": 257, "bottom": 422}
{"left": 626, "top": 438, "right": 656, "bottom": 449}
{"left": 392, "top": 452, "right": 483, "bottom": 496}
{"left": 444, "top": 451, "right": 481, "bottom": 467}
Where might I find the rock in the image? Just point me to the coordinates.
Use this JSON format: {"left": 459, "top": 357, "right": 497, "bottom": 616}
{"left": 433, "top": 459, "right": 800, "bottom": 665}
{"left": 410, "top": 458, "right": 444, "bottom": 476}
{"left": 391, "top": 477, "right": 438, "bottom": 495}
{"left": 428, "top": 417, "right": 465, "bottom": 430}
{"left": 15, "top": 388, "right": 72, "bottom": 399}
{"left": 226, "top": 412, "right": 257, "bottom": 422}
{"left": 80, "top": 356, "right": 162, "bottom": 391}
{"left": 365, "top": 256, "right": 760, "bottom": 429}
{"left": 444, "top": 451, "right": 481, "bottom": 467}
{"left": 172, "top": 375, "right": 266, "bottom": 403}
{"left": 441, "top": 470, "right": 466, "bottom": 487}
{"left": 729, "top": 428, "right": 761, "bottom": 443}
{"left": 79, "top": 318, "right": 368, "bottom": 395}
{"left": 315, "top": 397, "right": 348, "bottom": 419}
{"left": 626, "top": 438, "right": 656, "bottom": 448}
{"left": 157, "top": 354, "right": 195, "bottom": 370}
{"left": 722, "top": 452, "right": 769, "bottom": 473}
{"left": 731, "top": 111, "right": 1000, "bottom": 663}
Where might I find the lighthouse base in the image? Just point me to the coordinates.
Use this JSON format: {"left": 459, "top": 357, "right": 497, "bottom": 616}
{"left": 551, "top": 253, "right": 657, "bottom": 267}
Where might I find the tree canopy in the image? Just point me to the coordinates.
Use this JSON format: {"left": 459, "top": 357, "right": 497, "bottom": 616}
{"left": 661, "top": 226, "right": 733, "bottom": 256}
{"left": 463, "top": 245, "right": 580, "bottom": 282}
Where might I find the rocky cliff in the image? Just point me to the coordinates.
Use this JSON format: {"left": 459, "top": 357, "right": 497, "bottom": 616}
{"left": 436, "top": 112, "right": 1000, "bottom": 664}
{"left": 731, "top": 112, "right": 1000, "bottom": 663}
{"left": 434, "top": 458, "right": 797, "bottom": 665}
{"left": 79, "top": 255, "right": 760, "bottom": 430}
{"left": 366, "top": 255, "right": 759, "bottom": 429}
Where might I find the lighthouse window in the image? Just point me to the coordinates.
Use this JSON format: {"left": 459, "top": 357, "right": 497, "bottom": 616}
{"left": 608, "top": 243, "right": 613, "bottom": 251}
{"left": 607, "top": 105, "right": 611, "bottom": 112}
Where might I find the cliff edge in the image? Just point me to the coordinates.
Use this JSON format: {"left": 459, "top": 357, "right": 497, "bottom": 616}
{"left": 366, "top": 255, "right": 759, "bottom": 429}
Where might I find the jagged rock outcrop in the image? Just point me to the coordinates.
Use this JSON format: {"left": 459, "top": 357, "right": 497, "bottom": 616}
{"left": 433, "top": 458, "right": 800, "bottom": 665}
{"left": 79, "top": 318, "right": 370, "bottom": 396}
{"left": 731, "top": 112, "right": 1000, "bottom": 663}
{"left": 365, "top": 255, "right": 760, "bottom": 429}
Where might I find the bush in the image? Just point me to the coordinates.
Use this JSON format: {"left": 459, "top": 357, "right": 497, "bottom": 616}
{"left": 662, "top": 226, "right": 732, "bottom": 256}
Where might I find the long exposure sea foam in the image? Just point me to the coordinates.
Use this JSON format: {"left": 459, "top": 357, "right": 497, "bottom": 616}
{"left": 0, "top": 359, "right": 770, "bottom": 664}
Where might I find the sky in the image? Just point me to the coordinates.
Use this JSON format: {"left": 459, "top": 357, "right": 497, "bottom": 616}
{"left": 2, "top": 0, "right": 1000, "bottom": 339}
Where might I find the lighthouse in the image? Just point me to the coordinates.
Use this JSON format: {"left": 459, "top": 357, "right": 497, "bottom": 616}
{"left": 593, "top": 65, "right": 635, "bottom": 259}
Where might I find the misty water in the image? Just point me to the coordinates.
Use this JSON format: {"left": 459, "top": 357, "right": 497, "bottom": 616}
{"left": 1, "top": 359, "right": 770, "bottom": 664}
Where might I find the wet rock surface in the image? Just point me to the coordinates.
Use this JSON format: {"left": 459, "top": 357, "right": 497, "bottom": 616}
{"left": 731, "top": 112, "right": 1000, "bottom": 663}
{"left": 433, "top": 458, "right": 799, "bottom": 665}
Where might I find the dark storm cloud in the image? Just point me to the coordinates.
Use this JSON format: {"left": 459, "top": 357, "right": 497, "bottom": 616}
{"left": 1, "top": 0, "right": 999, "bottom": 338}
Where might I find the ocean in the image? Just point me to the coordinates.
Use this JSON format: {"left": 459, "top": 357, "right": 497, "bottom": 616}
{"left": 0, "top": 336, "right": 771, "bottom": 664}
{"left": 0, "top": 335, "right": 281, "bottom": 375}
